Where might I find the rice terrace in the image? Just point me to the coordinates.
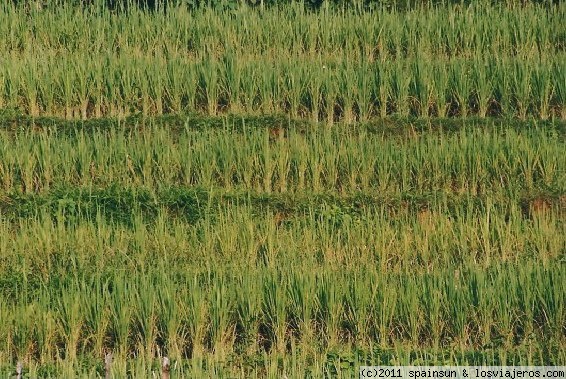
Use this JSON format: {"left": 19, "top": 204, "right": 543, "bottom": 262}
{"left": 0, "top": 0, "right": 564, "bottom": 377}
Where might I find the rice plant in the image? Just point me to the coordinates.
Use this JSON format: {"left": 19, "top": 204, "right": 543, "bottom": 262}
{"left": 0, "top": 0, "right": 564, "bottom": 376}
{"left": 0, "top": 1, "right": 563, "bottom": 120}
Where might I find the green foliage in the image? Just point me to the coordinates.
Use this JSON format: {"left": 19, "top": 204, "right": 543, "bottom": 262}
{"left": 0, "top": 2, "right": 564, "bottom": 120}
{"left": 0, "top": 119, "right": 564, "bottom": 375}
{"left": 0, "top": 0, "right": 564, "bottom": 375}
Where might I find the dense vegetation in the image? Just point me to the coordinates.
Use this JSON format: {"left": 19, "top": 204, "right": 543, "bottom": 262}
{"left": 0, "top": 2, "right": 564, "bottom": 121}
{"left": 0, "top": 1, "right": 564, "bottom": 377}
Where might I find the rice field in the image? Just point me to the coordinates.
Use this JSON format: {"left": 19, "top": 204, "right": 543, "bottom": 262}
{"left": 0, "top": 0, "right": 565, "bottom": 378}
{"left": 0, "top": 1, "right": 564, "bottom": 120}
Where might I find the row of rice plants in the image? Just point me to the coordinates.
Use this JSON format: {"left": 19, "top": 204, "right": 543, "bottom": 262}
{"left": 1, "top": 123, "right": 563, "bottom": 194}
{"left": 1, "top": 54, "right": 563, "bottom": 120}
{"left": 1, "top": 198, "right": 563, "bottom": 280}
{"left": 0, "top": 217, "right": 563, "bottom": 366}
{"left": 2, "top": 2, "right": 561, "bottom": 61}
{"left": 0, "top": 2, "right": 563, "bottom": 119}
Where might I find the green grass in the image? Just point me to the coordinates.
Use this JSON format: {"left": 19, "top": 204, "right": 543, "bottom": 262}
{"left": 0, "top": 1, "right": 565, "bottom": 377}
{"left": 0, "top": 118, "right": 564, "bottom": 195}
{"left": 0, "top": 2, "right": 564, "bottom": 120}
{"left": 0, "top": 116, "right": 564, "bottom": 376}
